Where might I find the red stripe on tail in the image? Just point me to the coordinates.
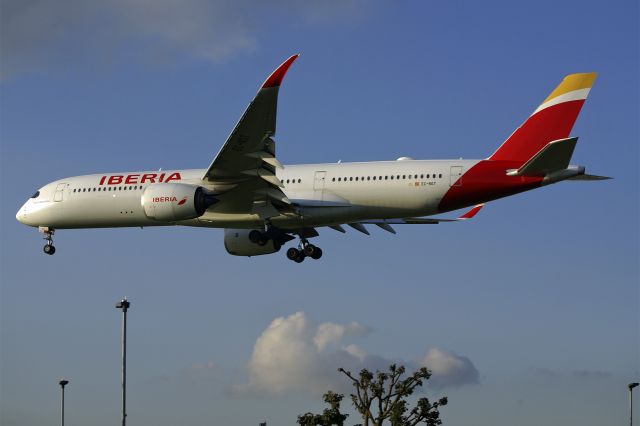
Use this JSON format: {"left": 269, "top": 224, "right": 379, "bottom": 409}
{"left": 489, "top": 100, "right": 585, "bottom": 164}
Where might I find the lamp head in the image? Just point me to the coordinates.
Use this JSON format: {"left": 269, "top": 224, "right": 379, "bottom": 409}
{"left": 115, "top": 298, "right": 130, "bottom": 311}
{"left": 629, "top": 382, "right": 639, "bottom": 390}
{"left": 59, "top": 379, "right": 69, "bottom": 388}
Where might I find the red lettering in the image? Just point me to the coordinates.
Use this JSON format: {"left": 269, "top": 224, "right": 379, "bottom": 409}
{"left": 108, "top": 175, "right": 123, "bottom": 185}
{"left": 158, "top": 173, "right": 166, "bottom": 182}
{"left": 152, "top": 196, "right": 177, "bottom": 203}
{"left": 165, "top": 172, "right": 181, "bottom": 183}
{"left": 99, "top": 176, "right": 106, "bottom": 185}
{"left": 141, "top": 173, "right": 157, "bottom": 183}
{"left": 125, "top": 174, "right": 139, "bottom": 184}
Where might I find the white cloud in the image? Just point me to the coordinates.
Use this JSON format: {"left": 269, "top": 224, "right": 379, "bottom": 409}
{"left": 314, "top": 320, "right": 370, "bottom": 351}
{"left": 344, "top": 343, "right": 367, "bottom": 361}
{"left": 418, "top": 348, "right": 480, "bottom": 389}
{"left": 0, "top": 0, "right": 365, "bottom": 79}
{"left": 233, "top": 312, "right": 479, "bottom": 397}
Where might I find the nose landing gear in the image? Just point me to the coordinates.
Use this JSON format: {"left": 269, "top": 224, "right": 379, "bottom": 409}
{"left": 286, "top": 238, "right": 322, "bottom": 263}
{"left": 39, "top": 227, "right": 56, "bottom": 255}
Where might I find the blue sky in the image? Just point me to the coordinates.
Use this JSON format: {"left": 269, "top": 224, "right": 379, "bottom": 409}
{"left": 1, "top": 1, "right": 638, "bottom": 425}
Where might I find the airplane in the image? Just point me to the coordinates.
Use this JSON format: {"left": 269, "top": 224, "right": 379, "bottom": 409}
{"left": 16, "top": 54, "right": 609, "bottom": 262}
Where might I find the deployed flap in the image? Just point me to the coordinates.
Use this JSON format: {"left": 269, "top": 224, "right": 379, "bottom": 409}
{"left": 509, "top": 137, "right": 578, "bottom": 177}
{"left": 359, "top": 204, "right": 484, "bottom": 225}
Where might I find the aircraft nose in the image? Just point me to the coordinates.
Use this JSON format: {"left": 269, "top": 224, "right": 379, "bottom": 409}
{"left": 16, "top": 201, "right": 30, "bottom": 224}
{"left": 16, "top": 205, "right": 26, "bottom": 223}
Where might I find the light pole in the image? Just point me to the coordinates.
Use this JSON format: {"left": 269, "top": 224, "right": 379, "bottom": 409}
{"left": 58, "top": 379, "right": 69, "bottom": 426}
{"left": 115, "top": 298, "right": 131, "bottom": 426}
{"left": 630, "top": 382, "right": 639, "bottom": 426}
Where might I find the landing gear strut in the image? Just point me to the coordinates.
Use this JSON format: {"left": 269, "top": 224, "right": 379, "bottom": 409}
{"left": 286, "top": 237, "right": 322, "bottom": 263}
{"left": 249, "top": 222, "right": 296, "bottom": 252}
{"left": 40, "top": 227, "right": 56, "bottom": 255}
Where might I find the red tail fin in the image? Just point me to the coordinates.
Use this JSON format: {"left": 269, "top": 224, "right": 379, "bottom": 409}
{"left": 489, "top": 73, "right": 597, "bottom": 164}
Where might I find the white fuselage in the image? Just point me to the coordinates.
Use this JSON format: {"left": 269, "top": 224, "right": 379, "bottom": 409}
{"left": 16, "top": 159, "right": 480, "bottom": 231}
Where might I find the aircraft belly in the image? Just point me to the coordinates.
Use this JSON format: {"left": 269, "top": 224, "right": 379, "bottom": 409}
{"left": 53, "top": 195, "right": 155, "bottom": 228}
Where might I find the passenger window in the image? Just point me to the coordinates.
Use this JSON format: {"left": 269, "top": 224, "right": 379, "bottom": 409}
{"left": 355, "top": 177, "right": 359, "bottom": 181}
{"left": 402, "top": 175, "right": 406, "bottom": 179}
{"left": 373, "top": 176, "right": 376, "bottom": 180}
{"left": 414, "top": 174, "right": 418, "bottom": 179}
{"left": 420, "top": 174, "right": 424, "bottom": 179}
{"left": 367, "top": 176, "right": 370, "bottom": 181}
{"left": 298, "top": 179, "right": 301, "bottom": 183}
{"left": 439, "top": 174, "right": 442, "bottom": 178}
{"left": 332, "top": 178, "right": 335, "bottom": 182}
{"left": 390, "top": 176, "right": 394, "bottom": 180}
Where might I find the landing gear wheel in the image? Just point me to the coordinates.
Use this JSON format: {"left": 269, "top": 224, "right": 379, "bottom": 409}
{"left": 286, "top": 247, "right": 300, "bottom": 260}
{"left": 249, "top": 229, "right": 264, "bottom": 245}
{"left": 303, "top": 244, "right": 316, "bottom": 257}
{"left": 294, "top": 253, "right": 306, "bottom": 263}
{"left": 39, "top": 227, "right": 56, "bottom": 255}
{"left": 310, "top": 247, "right": 322, "bottom": 260}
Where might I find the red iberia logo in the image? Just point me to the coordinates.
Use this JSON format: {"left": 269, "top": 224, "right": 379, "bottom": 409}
{"left": 99, "top": 172, "right": 182, "bottom": 186}
{"left": 177, "top": 197, "right": 188, "bottom": 206}
{"left": 152, "top": 197, "right": 177, "bottom": 203}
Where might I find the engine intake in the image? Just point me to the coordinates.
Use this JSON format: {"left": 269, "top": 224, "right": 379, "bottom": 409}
{"left": 141, "top": 183, "right": 217, "bottom": 222}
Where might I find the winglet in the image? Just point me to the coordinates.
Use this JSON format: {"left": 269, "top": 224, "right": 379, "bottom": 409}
{"left": 458, "top": 204, "right": 484, "bottom": 220}
{"left": 262, "top": 54, "right": 300, "bottom": 89}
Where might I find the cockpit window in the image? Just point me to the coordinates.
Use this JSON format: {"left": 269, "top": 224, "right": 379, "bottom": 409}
{"left": 31, "top": 191, "right": 40, "bottom": 199}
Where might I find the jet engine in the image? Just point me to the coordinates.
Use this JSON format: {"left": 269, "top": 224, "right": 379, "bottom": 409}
{"left": 223, "top": 229, "right": 281, "bottom": 256}
{"left": 141, "top": 183, "right": 217, "bottom": 222}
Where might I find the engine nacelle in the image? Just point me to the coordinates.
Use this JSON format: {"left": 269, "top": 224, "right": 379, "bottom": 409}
{"left": 141, "top": 183, "right": 217, "bottom": 222}
{"left": 224, "top": 229, "right": 280, "bottom": 257}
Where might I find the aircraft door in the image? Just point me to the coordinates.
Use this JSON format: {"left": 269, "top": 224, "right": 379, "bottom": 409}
{"left": 449, "top": 166, "right": 462, "bottom": 187}
{"left": 53, "top": 183, "right": 67, "bottom": 202}
{"left": 313, "top": 171, "right": 326, "bottom": 201}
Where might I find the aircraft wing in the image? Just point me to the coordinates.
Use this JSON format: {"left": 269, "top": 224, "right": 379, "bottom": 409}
{"left": 202, "top": 55, "right": 299, "bottom": 217}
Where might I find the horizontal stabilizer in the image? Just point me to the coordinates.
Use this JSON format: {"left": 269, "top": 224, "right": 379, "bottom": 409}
{"left": 508, "top": 137, "right": 578, "bottom": 177}
{"left": 567, "top": 174, "right": 612, "bottom": 181}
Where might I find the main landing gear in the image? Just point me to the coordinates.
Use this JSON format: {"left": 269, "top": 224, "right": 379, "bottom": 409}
{"left": 40, "top": 227, "right": 56, "bottom": 255}
{"left": 286, "top": 238, "right": 322, "bottom": 263}
{"left": 249, "top": 223, "right": 323, "bottom": 263}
